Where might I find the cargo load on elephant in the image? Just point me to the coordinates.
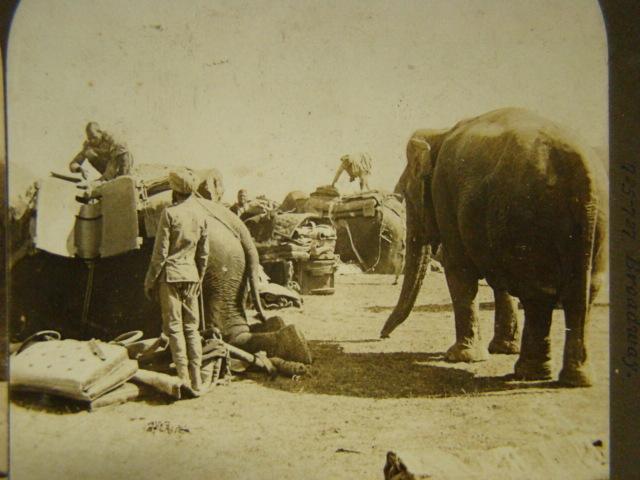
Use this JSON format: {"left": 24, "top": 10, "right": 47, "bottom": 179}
{"left": 235, "top": 195, "right": 280, "bottom": 221}
{"left": 11, "top": 163, "right": 224, "bottom": 260}
{"left": 243, "top": 211, "right": 339, "bottom": 295}
{"left": 8, "top": 164, "right": 264, "bottom": 342}
{"left": 302, "top": 187, "right": 406, "bottom": 276}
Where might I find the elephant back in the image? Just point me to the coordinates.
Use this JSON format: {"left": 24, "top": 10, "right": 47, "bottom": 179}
{"left": 434, "top": 108, "right": 607, "bottom": 298}
{"left": 196, "top": 198, "right": 246, "bottom": 262}
{"left": 204, "top": 217, "right": 246, "bottom": 288}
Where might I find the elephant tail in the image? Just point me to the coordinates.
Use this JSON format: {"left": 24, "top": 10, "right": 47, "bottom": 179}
{"left": 577, "top": 197, "right": 598, "bottom": 313}
{"left": 239, "top": 226, "right": 268, "bottom": 321}
{"left": 562, "top": 148, "right": 601, "bottom": 314}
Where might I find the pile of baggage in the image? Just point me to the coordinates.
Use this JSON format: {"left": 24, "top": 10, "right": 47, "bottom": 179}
{"left": 10, "top": 325, "right": 310, "bottom": 410}
{"left": 304, "top": 187, "right": 406, "bottom": 275}
{"left": 244, "top": 212, "right": 339, "bottom": 295}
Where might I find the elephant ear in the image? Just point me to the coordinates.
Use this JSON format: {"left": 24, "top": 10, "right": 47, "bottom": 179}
{"left": 408, "top": 134, "right": 434, "bottom": 180}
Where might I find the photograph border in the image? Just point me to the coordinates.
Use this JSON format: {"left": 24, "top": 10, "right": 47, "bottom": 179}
{"left": 1, "top": 1, "right": 638, "bottom": 477}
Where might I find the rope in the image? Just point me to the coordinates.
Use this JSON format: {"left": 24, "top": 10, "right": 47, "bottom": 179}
{"left": 193, "top": 194, "right": 240, "bottom": 240}
{"left": 198, "top": 290, "right": 206, "bottom": 332}
{"left": 367, "top": 219, "right": 385, "bottom": 272}
{"left": 81, "top": 261, "right": 96, "bottom": 338}
{"left": 138, "top": 183, "right": 155, "bottom": 237}
{"left": 335, "top": 209, "right": 385, "bottom": 273}
{"left": 339, "top": 219, "right": 368, "bottom": 270}
{"left": 138, "top": 184, "right": 239, "bottom": 241}
{"left": 212, "top": 357, "right": 223, "bottom": 385}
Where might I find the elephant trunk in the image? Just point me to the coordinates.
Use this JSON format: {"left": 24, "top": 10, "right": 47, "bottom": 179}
{"left": 380, "top": 220, "right": 430, "bottom": 338}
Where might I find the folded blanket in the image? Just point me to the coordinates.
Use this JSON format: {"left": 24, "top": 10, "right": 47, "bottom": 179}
{"left": 11, "top": 339, "right": 138, "bottom": 402}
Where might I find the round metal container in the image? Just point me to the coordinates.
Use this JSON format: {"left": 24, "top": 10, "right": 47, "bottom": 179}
{"left": 74, "top": 202, "right": 103, "bottom": 259}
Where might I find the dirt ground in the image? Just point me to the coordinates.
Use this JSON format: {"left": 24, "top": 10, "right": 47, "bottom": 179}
{"left": 9, "top": 270, "right": 609, "bottom": 480}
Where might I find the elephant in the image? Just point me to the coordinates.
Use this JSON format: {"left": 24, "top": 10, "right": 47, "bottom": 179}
{"left": 190, "top": 197, "right": 267, "bottom": 337}
{"left": 380, "top": 108, "right": 608, "bottom": 387}
{"left": 194, "top": 197, "right": 312, "bottom": 363}
{"left": 194, "top": 168, "right": 225, "bottom": 202}
{"left": 9, "top": 194, "right": 268, "bottom": 344}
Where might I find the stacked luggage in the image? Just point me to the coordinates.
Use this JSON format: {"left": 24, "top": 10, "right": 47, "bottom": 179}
{"left": 245, "top": 212, "right": 339, "bottom": 295}
{"left": 304, "top": 187, "right": 406, "bottom": 275}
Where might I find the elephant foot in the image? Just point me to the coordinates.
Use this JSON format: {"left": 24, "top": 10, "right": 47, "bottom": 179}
{"left": 275, "top": 325, "right": 313, "bottom": 365}
{"left": 513, "top": 358, "right": 552, "bottom": 381}
{"left": 558, "top": 365, "right": 593, "bottom": 388}
{"left": 445, "top": 342, "right": 489, "bottom": 363}
{"left": 488, "top": 337, "right": 520, "bottom": 355}
{"left": 265, "top": 316, "right": 286, "bottom": 331}
{"left": 250, "top": 316, "right": 286, "bottom": 334}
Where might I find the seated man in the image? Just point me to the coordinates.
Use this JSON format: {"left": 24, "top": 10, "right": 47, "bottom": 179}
{"left": 230, "top": 189, "right": 249, "bottom": 217}
{"left": 69, "top": 122, "right": 133, "bottom": 182}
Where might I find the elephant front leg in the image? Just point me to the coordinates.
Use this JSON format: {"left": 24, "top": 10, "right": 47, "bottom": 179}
{"left": 513, "top": 300, "right": 553, "bottom": 380}
{"left": 558, "top": 302, "right": 593, "bottom": 387}
{"left": 444, "top": 266, "right": 489, "bottom": 362}
{"left": 488, "top": 289, "right": 520, "bottom": 354}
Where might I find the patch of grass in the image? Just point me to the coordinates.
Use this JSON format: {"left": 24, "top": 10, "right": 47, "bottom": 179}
{"left": 246, "top": 342, "right": 559, "bottom": 399}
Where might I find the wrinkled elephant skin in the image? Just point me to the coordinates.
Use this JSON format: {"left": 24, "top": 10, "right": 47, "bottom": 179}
{"left": 193, "top": 198, "right": 266, "bottom": 337}
{"left": 381, "top": 108, "right": 608, "bottom": 387}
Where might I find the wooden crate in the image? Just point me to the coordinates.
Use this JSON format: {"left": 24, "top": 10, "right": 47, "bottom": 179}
{"left": 295, "top": 259, "right": 337, "bottom": 295}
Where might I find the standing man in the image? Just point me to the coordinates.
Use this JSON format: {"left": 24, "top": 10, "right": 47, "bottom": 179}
{"left": 331, "top": 152, "right": 372, "bottom": 191}
{"left": 144, "top": 169, "right": 209, "bottom": 396}
{"left": 69, "top": 122, "right": 133, "bottom": 181}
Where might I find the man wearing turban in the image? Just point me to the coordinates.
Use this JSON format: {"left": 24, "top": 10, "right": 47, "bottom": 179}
{"left": 144, "top": 169, "right": 209, "bottom": 396}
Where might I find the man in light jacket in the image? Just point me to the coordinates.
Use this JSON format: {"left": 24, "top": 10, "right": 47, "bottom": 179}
{"left": 144, "top": 169, "right": 209, "bottom": 396}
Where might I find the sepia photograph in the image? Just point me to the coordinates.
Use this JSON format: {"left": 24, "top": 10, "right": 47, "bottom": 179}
{"left": 2, "top": 0, "right": 627, "bottom": 478}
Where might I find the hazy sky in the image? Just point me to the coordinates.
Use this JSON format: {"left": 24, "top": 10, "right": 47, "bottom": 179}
{"left": 8, "top": 0, "right": 607, "bottom": 202}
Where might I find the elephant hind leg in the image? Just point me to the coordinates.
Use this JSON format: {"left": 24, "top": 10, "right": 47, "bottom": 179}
{"left": 558, "top": 300, "right": 593, "bottom": 387}
{"left": 513, "top": 299, "right": 553, "bottom": 381}
{"left": 488, "top": 289, "right": 520, "bottom": 354}
{"left": 443, "top": 262, "right": 488, "bottom": 363}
